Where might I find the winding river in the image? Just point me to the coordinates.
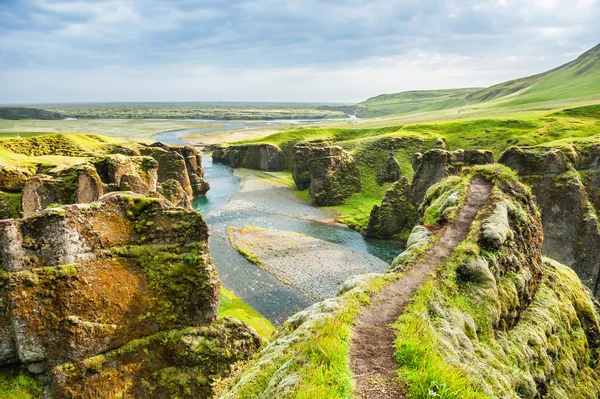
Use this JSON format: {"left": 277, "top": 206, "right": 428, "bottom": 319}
{"left": 156, "top": 127, "right": 403, "bottom": 324}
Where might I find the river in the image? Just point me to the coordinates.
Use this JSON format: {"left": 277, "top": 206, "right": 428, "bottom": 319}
{"left": 156, "top": 127, "right": 404, "bottom": 324}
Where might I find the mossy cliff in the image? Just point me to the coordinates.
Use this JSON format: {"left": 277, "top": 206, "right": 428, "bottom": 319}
{"left": 500, "top": 143, "right": 600, "bottom": 298}
{"left": 291, "top": 140, "right": 361, "bottom": 206}
{"left": 365, "top": 148, "right": 494, "bottom": 239}
{"left": 212, "top": 143, "right": 287, "bottom": 171}
{"left": 0, "top": 134, "right": 209, "bottom": 218}
{"left": 0, "top": 193, "right": 263, "bottom": 398}
{"left": 217, "top": 166, "right": 600, "bottom": 398}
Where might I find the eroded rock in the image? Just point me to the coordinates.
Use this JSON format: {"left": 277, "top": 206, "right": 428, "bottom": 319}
{"left": 365, "top": 176, "right": 416, "bottom": 238}
{"left": 292, "top": 141, "right": 361, "bottom": 206}
{"left": 212, "top": 143, "right": 286, "bottom": 171}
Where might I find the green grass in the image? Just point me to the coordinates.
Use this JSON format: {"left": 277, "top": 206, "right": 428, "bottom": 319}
{"left": 220, "top": 274, "right": 399, "bottom": 398}
{"left": 352, "top": 88, "right": 479, "bottom": 118}
{"left": 218, "top": 287, "right": 275, "bottom": 339}
{"left": 0, "top": 368, "right": 43, "bottom": 399}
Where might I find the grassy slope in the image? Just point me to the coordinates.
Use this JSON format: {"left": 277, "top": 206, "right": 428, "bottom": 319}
{"left": 218, "top": 288, "right": 275, "bottom": 339}
{"left": 353, "top": 88, "right": 480, "bottom": 118}
{"left": 352, "top": 43, "right": 600, "bottom": 119}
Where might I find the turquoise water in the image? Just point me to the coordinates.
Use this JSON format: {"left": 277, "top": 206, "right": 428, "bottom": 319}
{"left": 157, "top": 129, "right": 404, "bottom": 324}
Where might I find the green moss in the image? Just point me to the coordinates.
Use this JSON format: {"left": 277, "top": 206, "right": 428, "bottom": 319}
{"left": 0, "top": 368, "right": 43, "bottom": 399}
{"left": 0, "top": 191, "right": 22, "bottom": 218}
{"left": 218, "top": 288, "right": 275, "bottom": 339}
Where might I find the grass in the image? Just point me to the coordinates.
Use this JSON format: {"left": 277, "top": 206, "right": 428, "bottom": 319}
{"left": 220, "top": 274, "right": 399, "bottom": 398}
{"left": 0, "top": 368, "right": 43, "bottom": 399}
{"left": 218, "top": 287, "right": 275, "bottom": 339}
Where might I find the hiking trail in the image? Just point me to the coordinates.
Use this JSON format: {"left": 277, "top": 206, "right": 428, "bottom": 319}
{"left": 349, "top": 175, "right": 493, "bottom": 398}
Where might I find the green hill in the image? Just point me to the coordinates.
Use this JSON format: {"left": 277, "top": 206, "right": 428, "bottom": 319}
{"left": 348, "top": 88, "right": 480, "bottom": 118}
{"left": 0, "top": 107, "right": 64, "bottom": 120}
{"left": 352, "top": 43, "right": 600, "bottom": 118}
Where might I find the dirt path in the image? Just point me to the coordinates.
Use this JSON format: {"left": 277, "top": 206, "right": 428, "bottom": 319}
{"left": 349, "top": 175, "right": 492, "bottom": 398}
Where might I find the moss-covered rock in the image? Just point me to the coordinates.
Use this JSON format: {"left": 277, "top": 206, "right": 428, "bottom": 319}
{"left": 410, "top": 148, "right": 494, "bottom": 207}
{"left": 365, "top": 176, "right": 416, "bottom": 239}
{"left": 51, "top": 318, "right": 264, "bottom": 399}
{"left": 0, "top": 193, "right": 219, "bottom": 370}
{"left": 0, "top": 165, "right": 33, "bottom": 193}
{"left": 21, "top": 163, "right": 103, "bottom": 218}
{"left": 0, "top": 191, "right": 22, "bottom": 219}
{"left": 500, "top": 145, "right": 600, "bottom": 298}
{"left": 291, "top": 140, "right": 361, "bottom": 206}
{"left": 376, "top": 152, "right": 401, "bottom": 184}
{"left": 212, "top": 143, "right": 286, "bottom": 171}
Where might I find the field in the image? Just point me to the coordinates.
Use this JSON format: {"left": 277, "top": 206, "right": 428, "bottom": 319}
{"left": 29, "top": 102, "right": 347, "bottom": 120}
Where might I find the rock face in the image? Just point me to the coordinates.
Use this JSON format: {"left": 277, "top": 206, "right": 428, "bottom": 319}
{"left": 500, "top": 145, "right": 600, "bottom": 297}
{"left": 6, "top": 141, "right": 209, "bottom": 219}
{"left": 376, "top": 153, "right": 401, "bottom": 185}
{"left": 212, "top": 144, "right": 286, "bottom": 171}
{"left": 0, "top": 194, "right": 261, "bottom": 398}
{"left": 410, "top": 149, "right": 494, "bottom": 207}
{"left": 365, "top": 176, "right": 416, "bottom": 238}
{"left": 21, "top": 164, "right": 104, "bottom": 218}
{"left": 292, "top": 140, "right": 361, "bottom": 206}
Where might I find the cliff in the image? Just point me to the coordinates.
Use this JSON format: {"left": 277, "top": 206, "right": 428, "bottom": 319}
{"left": 0, "top": 193, "right": 263, "bottom": 398}
{"left": 212, "top": 143, "right": 286, "bottom": 171}
{"left": 500, "top": 144, "right": 600, "bottom": 298}
{"left": 0, "top": 134, "right": 209, "bottom": 218}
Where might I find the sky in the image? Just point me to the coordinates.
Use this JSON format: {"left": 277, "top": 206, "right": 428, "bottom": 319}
{"left": 0, "top": 0, "right": 599, "bottom": 104}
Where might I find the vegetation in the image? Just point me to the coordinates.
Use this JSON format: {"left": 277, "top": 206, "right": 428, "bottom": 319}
{"left": 35, "top": 102, "right": 346, "bottom": 120}
{"left": 218, "top": 287, "right": 275, "bottom": 339}
{"left": 0, "top": 106, "right": 63, "bottom": 120}
{"left": 335, "top": 43, "right": 600, "bottom": 119}
{"left": 0, "top": 368, "right": 43, "bottom": 399}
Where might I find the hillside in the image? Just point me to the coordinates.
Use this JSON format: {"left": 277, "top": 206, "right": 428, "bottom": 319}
{"left": 0, "top": 106, "right": 64, "bottom": 120}
{"left": 351, "top": 43, "right": 600, "bottom": 118}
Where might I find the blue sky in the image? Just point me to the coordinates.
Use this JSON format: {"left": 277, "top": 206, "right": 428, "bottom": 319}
{"left": 1, "top": 0, "right": 599, "bottom": 103}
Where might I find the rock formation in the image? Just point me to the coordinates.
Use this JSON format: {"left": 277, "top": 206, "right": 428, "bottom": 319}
{"left": 0, "top": 137, "right": 210, "bottom": 219}
{"left": 212, "top": 143, "right": 286, "bottom": 171}
{"left": 365, "top": 176, "right": 415, "bottom": 238}
{"left": 375, "top": 152, "right": 401, "bottom": 184}
{"left": 220, "top": 165, "right": 600, "bottom": 398}
{"left": 500, "top": 145, "right": 600, "bottom": 297}
{"left": 21, "top": 164, "right": 104, "bottom": 217}
{"left": 292, "top": 140, "right": 361, "bottom": 206}
{"left": 410, "top": 148, "right": 494, "bottom": 207}
{"left": 0, "top": 193, "right": 262, "bottom": 398}
{"left": 366, "top": 148, "right": 493, "bottom": 239}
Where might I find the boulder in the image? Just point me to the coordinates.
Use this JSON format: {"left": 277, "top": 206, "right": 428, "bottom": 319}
{"left": 212, "top": 143, "right": 286, "bottom": 171}
{"left": 51, "top": 319, "right": 263, "bottom": 399}
{"left": 93, "top": 155, "right": 158, "bottom": 194}
{"left": 292, "top": 141, "right": 361, "bottom": 206}
{"left": 0, "top": 165, "right": 32, "bottom": 192}
{"left": 365, "top": 176, "right": 416, "bottom": 238}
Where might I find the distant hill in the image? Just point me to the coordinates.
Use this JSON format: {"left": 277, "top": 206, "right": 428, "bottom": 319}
{"left": 0, "top": 107, "right": 64, "bottom": 120}
{"left": 347, "top": 43, "right": 600, "bottom": 118}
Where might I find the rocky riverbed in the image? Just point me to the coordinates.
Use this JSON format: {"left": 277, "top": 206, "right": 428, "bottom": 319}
{"left": 228, "top": 226, "right": 390, "bottom": 300}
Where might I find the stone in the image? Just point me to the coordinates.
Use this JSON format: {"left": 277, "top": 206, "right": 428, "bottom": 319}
{"left": 212, "top": 143, "right": 286, "bottom": 171}
{"left": 500, "top": 145, "right": 600, "bottom": 298}
{"left": 0, "top": 193, "right": 220, "bottom": 367}
{"left": 410, "top": 149, "right": 494, "bottom": 207}
{"left": 365, "top": 176, "right": 416, "bottom": 238}
{"left": 291, "top": 141, "right": 361, "bottom": 206}
{"left": 376, "top": 153, "right": 401, "bottom": 184}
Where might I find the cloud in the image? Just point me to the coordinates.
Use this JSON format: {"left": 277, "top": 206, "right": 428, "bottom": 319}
{"left": 0, "top": 0, "right": 599, "bottom": 102}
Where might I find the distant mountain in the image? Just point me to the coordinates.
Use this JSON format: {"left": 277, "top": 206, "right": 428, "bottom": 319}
{"left": 347, "top": 43, "right": 600, "bottom": 118}
{"left": 0, "top": 107, "right": 64, "bottom": 120}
